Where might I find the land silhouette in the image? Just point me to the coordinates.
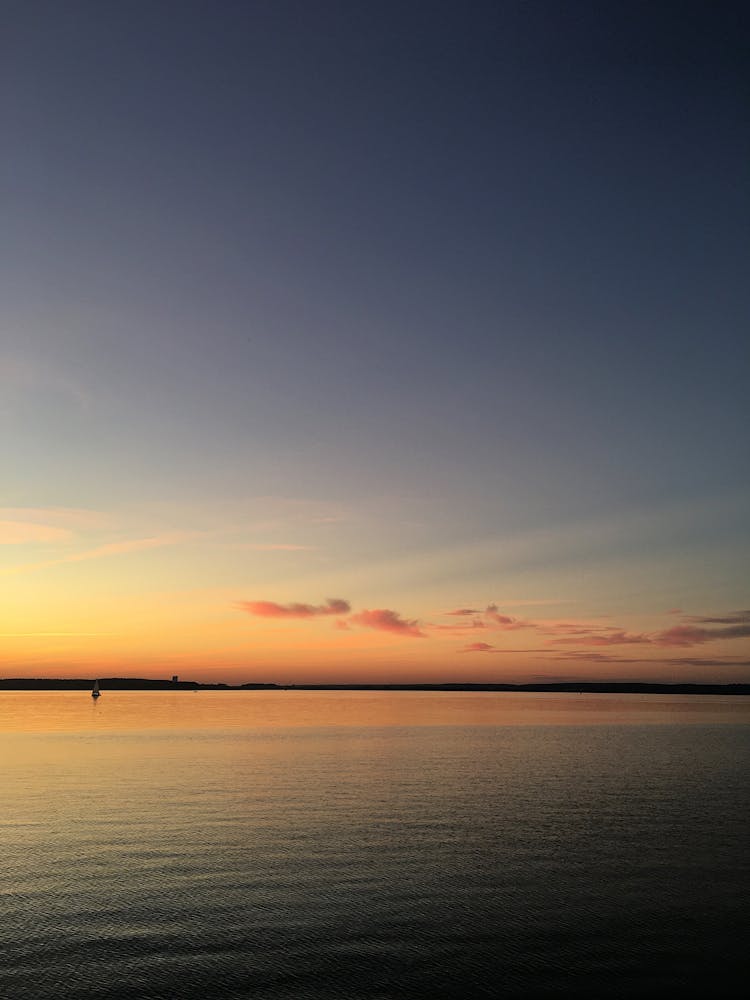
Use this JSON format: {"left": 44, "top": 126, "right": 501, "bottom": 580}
{"left": 1, "top": 677, "right": 748, "bottom": 695}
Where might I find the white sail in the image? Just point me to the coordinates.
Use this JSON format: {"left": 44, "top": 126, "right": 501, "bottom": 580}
{"left": 92, "top": 680, "right": 100, "bottom": 698}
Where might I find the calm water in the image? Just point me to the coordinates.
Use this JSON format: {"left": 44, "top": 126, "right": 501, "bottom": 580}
{"left": 1, "top": 692, "right": 748, "bottom": 999}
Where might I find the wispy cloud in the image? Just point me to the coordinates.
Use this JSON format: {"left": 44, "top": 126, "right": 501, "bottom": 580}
{"left": 645, "top": 609, "right": 750, "bottom": 646}
{"left": 228, "top": 543, "right": 315, "bottom": 551}
{"left": 66, "top": 536, "right": 188, "bottom": 562}
{"left": 550, "top": 651, "right": 635, "bottom": 662}
{"left": 460, "top": 642, "right": 496, "bottom": 652}
{"left": 444, "top": 604, "right": 535, "bottom": 631}
{"left": 240, "top": 598, "right": 350, "bottom": 618}
{"left": 0, "top": 507, "right": 110, "bottom": 528}
{"left": 548, "top": 650, "right": 750, "bottom": 668}
{"left": 539, "top": 622, "right": 614, "bottom": 637}
{"left": 0, "top": 632, "right": 114, "bottom": 638}
{"left": 0, "top": 506, "right": 113, "bottom": 545}
{"left": 669, "top": 657, "right": 750, "bottom": 668}
{"left": 0, "top": 533, "right": 191, "bottom": 576}
{"left": 549, "top": 630, "right": 651, "bottom": 646}
{"left": 485, "top": 605, "right": 535, "bottom": 630}
{"left": 0, "top": 520, "right": 73, "bottom": 544}
{"left": 494, "top": 598, "right": 578, "bottom": 608}
{"left": 683, "top": 610, "right": 750, "bottom": 625}
{"left": 430, "top": 620, "right": 488, "bottom": 633}
{"left": 350, "top": 608, "right": 426, "bottom": 638}
{"left": 654, "top": 623, "right": 750, "bottom": 646}
{"left": 542, "top": 609, "right": 750, "bottom": 649}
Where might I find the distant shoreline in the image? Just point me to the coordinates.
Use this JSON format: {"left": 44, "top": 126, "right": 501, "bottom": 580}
{"left": 1, "top": 678, "right": 749, "bottom": 695}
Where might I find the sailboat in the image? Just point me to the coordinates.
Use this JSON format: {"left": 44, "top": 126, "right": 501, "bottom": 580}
{"left": 92, "top": 680, "right": 101, "bottom": 699}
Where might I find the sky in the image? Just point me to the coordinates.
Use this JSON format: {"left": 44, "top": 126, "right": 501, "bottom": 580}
{"left": 1, "top": 0, "right": 748, "bottom": 683}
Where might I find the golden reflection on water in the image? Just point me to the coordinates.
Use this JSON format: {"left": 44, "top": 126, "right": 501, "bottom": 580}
{"left": 1, "top": 689, "right": 749, "bottom": 733}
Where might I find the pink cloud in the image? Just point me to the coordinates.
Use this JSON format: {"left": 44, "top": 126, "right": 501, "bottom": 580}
{"left": 485, "top": 605, "right": 509, "bottom": 623}
{"left": 460, "top": 642, "right": 496, "bottom": 652}
{"left": 240, "top": 598, "right": 350, "bottom": 618}
{"left": 487, "top": 613, "right": 535, "bottom": 630}
{"left": 446, "top": 607, "right": 483, "bottom": 616}
{"left": 655, "top": 625, "right": 711, "bottom": 646}
{"left": 350, "top": 608, "right": 425, "bottom": 638}
{"left": 482, "top": 604, "right": 535, "bottom": 630}
{"left": 652, "top": 610, "right": 750, "bottom": 646}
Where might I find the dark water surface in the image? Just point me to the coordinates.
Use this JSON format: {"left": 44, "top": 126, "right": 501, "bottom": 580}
{"left": 1, "top": 692, "right": 748, "bottom": 998}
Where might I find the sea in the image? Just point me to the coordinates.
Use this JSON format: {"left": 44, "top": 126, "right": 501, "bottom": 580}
{"left": 1, "top": 691, "right": 748, "bottom": 999}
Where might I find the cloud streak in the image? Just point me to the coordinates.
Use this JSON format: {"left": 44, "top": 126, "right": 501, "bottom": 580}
{"left": 548, "top": 650, "right": 750, "bottom": 668}
{"left": 0, "top": 520, "right": 73, "bottom": 544}
{"left": 230, "top": 543, "right": 315, "bottom": 551}
{"left": 654, "top": 623, "right": 750, "bottom": 646}
{"left": 683, "top": 610, "right": 750, "bottom": 625}
{"left": 1, "top": 631, "right": 115, "bottom": 638}
{"left": 430, "top": 620, "right": 487, "bottom": 634}
{"left": 542, "top": 610, "right": 750, "bottom": 649}
{"left": 0, "top": 533, "right": 191, "bottom": 576}
{"left": 0, "top": 507, "right": 110, "bottom": 529}
{"left": 445, "top": 604, "right": 536, "bottom": 631}
{"left": 240, "top": 598, "right": 350, "bottom": 618}
{"left": 549, "top": 630, "right": 650, "bottom": 646}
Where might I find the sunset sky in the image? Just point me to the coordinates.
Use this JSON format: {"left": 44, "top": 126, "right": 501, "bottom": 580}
{"left": 2, "top": 1, "right": 748, "bottom": 683}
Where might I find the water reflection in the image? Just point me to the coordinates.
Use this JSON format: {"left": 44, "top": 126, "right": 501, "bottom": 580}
{"left": 1, "top": 689, "right": 748, "bottom": 733}
{"left": 1, "top": 692, "right": 748, "bottom": 998}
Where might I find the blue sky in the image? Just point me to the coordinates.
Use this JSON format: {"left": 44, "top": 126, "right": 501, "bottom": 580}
{"left": 2, "top": 1, "right": 748, "bottom": 681}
